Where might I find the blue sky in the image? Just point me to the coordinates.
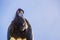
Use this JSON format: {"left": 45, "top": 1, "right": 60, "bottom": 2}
{"left": 0, "top": 0, "right": 60, "bottom": 40}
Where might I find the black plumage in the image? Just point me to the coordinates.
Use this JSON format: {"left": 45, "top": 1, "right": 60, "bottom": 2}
{"left": 7, "top": 9, "right": 32, "bottom": 40}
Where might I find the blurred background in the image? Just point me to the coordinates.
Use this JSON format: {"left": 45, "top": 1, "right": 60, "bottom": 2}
{"left": 0, "top": 0, "right": 60, "bottom": 40}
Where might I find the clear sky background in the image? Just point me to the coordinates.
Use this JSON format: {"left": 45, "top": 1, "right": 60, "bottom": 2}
{"left": 0, "top": 0, "right": 60, "bottom": 40}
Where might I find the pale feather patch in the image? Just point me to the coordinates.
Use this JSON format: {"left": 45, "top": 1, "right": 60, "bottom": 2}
{"left": 10, "top": 37, "right": 15, "bottom": 40}
{"left": 10, "top": 36, "right": 27, "bottom": 40}
{"left": 17, "top": 38, "right": 27, "bottom": 40}
{"left": 23, "top": 38, "right": 27, "bottom": 40}
{"left": 17, "top": 38, "right": 22, "bottom": 40}
{"left": 25, "top": 21, "right": 28, "bottom": 30}
{"left": 23, "top": 21, "right": 28, "bottom": 31}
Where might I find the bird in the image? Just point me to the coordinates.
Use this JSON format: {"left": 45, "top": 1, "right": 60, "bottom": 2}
{"left": 7, "top": 8, "right": 33, "bottom": 40}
